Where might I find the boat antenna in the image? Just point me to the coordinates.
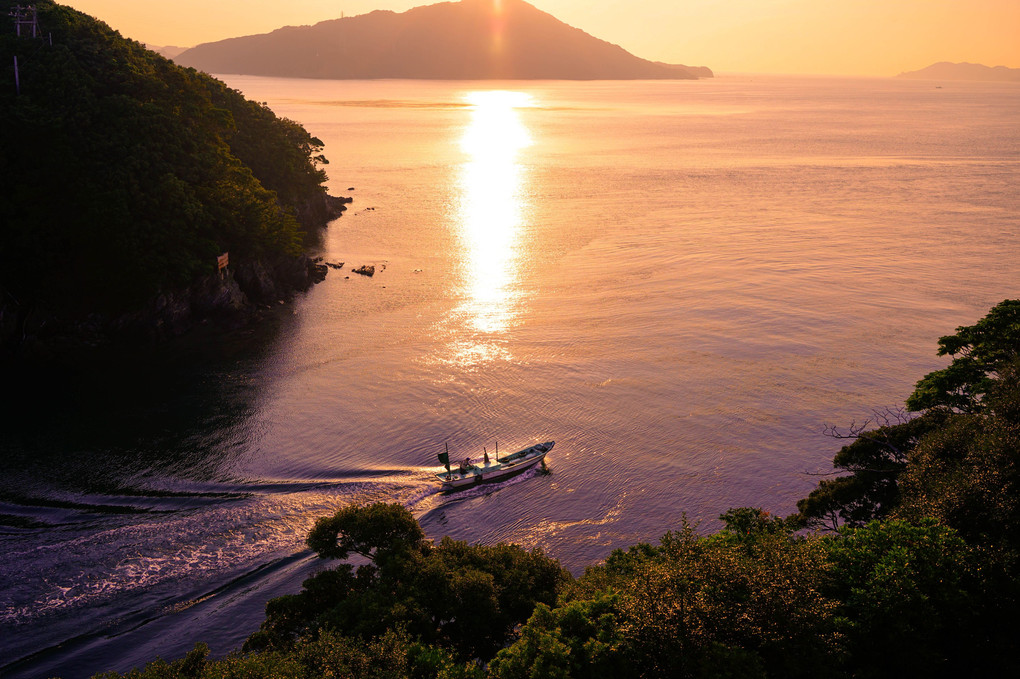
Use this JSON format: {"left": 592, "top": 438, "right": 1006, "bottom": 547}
{"left": 440, "top": 442, "right": 451, "bottom": 477}
{"left": 484, "top": 446, "right": 490, "bottom": 464}
{"left": 495, "top": 440, "right": 498, "bottom": 462}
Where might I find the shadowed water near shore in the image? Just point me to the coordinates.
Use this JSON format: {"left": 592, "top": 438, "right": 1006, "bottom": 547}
{"left": 3, "top": 74, "right": 1019, "bottom": 678}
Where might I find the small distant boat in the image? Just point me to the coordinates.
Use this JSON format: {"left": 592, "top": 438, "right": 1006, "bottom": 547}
{"left": 436, "top": 441, "right": 554, "bottom": 491}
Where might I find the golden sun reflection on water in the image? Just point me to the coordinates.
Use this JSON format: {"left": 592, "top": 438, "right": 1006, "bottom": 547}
{"left": 453, "top": 90, "right": 534, "bottom": 357}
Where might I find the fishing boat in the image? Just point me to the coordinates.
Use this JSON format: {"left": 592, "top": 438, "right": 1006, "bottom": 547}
{"left": 436, "top": 441, "right": 554, "bottom": 490}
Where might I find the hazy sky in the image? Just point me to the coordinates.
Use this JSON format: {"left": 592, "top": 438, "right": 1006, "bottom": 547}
{"left": 60, "top": 0, "right": 1020, "bottom": 76}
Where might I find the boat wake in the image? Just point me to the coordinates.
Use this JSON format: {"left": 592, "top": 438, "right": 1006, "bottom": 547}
{"left": 0, "top": 459, "right": 553, "bottom": 678}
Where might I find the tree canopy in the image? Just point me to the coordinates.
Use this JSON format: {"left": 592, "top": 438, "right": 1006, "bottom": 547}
{"left": 906, "top": 299, "right": 1020, "bottom": 412}
{"left": 248, "top": 503, "right": 569, "bottom": 663}
{"left": 306, "top": 502, "right": 427, "bottom": 563}
{"left": 794, "top": 411, "right": 947, "bottom": 530}
{"left": 0, "top": 0, "right": 333, "bottom": 313}
{"left": 96, "top": 497, "right": 1020, "bottom": 679}
{"left": 796, "top": 300, "right": 1020, "bottom": 536}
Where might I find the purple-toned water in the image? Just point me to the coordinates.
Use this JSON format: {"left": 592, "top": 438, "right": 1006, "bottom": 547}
{"left": 2, "top": 74, "right": 1018, "bottom": 677}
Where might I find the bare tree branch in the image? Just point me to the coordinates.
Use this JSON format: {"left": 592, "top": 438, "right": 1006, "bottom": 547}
{"left": 822, "top": 407, "right": 917, "bottom": 462}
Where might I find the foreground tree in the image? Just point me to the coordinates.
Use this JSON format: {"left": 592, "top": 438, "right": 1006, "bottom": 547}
{"left": 306, "top": 501, "right": 426, "bottom": 563}
{"left": 897, "top": 366, "right": 1020, "bottom": 560}
{"left": 495, "top": 511, "right": 837, "bottom": 679}
{"left": 794, "top": 411, "right": 947, "bottom": 530}
{"left": 247, "top": 503, "right": 568, "bottom": 662}
{"left": 823, "top": 520, "right": 979, "bottom": 678}
{"left": 487, "top": 595, "right": 630, "bottom": 679}
{"left": 796, "top": 300, "right": 1020, "bottom": 530}
{"left": 906, "top": 299, "right": 1020, "bottom": 413}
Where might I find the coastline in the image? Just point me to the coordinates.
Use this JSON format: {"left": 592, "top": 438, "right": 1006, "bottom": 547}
{"left": 0, "top": 194, "right": 352, "bottom": 362}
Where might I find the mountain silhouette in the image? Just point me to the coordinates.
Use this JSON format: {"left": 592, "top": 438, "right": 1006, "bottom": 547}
{"left": 175, "top": 0, "right": 709, "bottom": 80}
{"left": 897, "top": 62, "right": 1020, "bottom": 82}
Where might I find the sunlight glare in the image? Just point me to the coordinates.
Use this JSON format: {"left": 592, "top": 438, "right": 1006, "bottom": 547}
{"left": 454, "top": 89, "right": 534, "bottom": 347}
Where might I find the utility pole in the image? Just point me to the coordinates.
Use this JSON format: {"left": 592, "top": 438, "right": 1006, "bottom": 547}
{"left": 9, "top": 5, "right": 39, "bottom": 38}
{"left": 9, "top": 5, "right": 42, "bottom": 95}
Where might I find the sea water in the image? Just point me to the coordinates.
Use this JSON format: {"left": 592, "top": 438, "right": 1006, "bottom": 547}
{"left": 2, "top": 74, "right": 1018, "bottom": 677}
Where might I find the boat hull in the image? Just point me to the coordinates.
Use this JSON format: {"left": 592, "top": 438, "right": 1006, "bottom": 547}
{"left": 436, "top": 441, "right": 554, "bottom": 491}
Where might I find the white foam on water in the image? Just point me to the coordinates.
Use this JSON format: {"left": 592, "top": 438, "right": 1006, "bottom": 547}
{"left": 0, "top": 474, "right": 442, "bottom": 627}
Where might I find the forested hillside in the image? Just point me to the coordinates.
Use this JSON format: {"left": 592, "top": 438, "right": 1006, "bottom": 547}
{"left": 0, "top": 1, "right": 344, "bottom": 351}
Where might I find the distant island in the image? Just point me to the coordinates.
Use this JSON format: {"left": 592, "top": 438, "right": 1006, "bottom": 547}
{"left": 174, "top": 0, "right": 711, "bottom": 80}
{"left": 897, "top": 61, "right": 1020, "bottom": 82}
{"left": 145, "top": 43, "right": 189, "bottom": 59}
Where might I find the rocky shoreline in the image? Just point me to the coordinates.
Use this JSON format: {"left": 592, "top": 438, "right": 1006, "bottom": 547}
{"left": 0, "top": 194, "right": 352, "bottom": 361}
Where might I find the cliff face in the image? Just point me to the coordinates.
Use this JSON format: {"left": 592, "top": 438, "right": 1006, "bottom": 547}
{"left": 119, "top": 254, "right": 332, "bottom": 341}
{"left": 176, "top": 0, "right": 705, "bottom": 80}
{"left": 0, "top": 242, "right": 348, "bottom": 360}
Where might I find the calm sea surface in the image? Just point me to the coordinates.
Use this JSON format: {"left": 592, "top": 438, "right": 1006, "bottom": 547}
{"left": 2, "top": 75, "right": 1018, "bottom": 677}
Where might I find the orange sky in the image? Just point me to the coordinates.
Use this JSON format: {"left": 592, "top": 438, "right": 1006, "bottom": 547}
{"left": 60, "top": 0, "right": 1020, "bottom": 76}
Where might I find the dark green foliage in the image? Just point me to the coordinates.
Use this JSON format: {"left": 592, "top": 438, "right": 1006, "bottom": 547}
{"left": 822, "top": 520, "right": 982, "bottom": 678}
{"left": 214, "top": 93, "right": 329, "bottom": 224}
{"left": 542, "top": 518, "right": 837, "bottom": 679}
{"left": 0, "top": 1, "right": 331, "bottom": 313}
{"left": 897, "top": 364, "right": 1020, "bottom": 566}
{"left": 718, "top": 507, "right": 795, "bottom": 538}
{"left": 249, "top": 503, "right": 569, "bottom": 663}
{"left": 793, "top": 301, "right": 1020, "bottom": 675}
{"left": 797, "top": 299, "right": 1020, "bottom": 531}
{"left": 794, "top": 412, "right": 945, "bottom": 529}
{"left": 307, "top": 502, "right": 427, "bottom": 562}
{"left": 488, "top": 596, "right": 629, "bottom": 679}
{"left": 794, "top": 476, "right": 877, "bottom": 532}
{"left": 906, "top": 299, "right": 1020, "bottom": 412}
